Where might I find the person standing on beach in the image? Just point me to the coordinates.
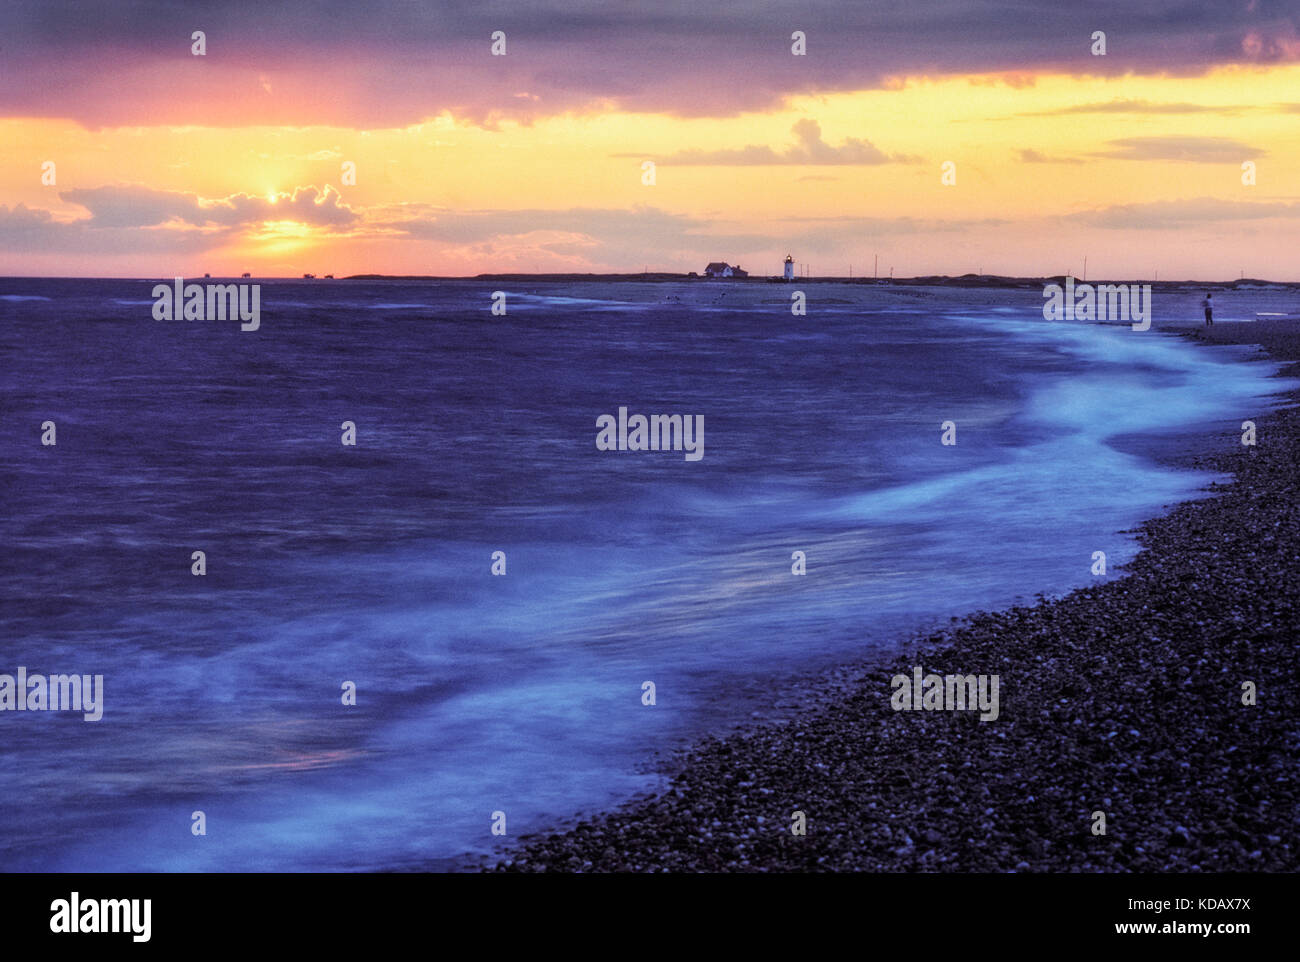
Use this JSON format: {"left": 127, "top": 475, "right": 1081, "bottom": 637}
{"left": 1203, "top": 292, "right": 1213, "bottom": 326}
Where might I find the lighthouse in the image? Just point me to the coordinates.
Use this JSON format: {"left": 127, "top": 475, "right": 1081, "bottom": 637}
{"left": 783, "top": 255, "right": 794, "bottom": 282}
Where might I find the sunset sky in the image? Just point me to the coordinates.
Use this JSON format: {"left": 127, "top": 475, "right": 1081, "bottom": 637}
{"left": 3, "top": 1, "right": 1300, "bottom": 279}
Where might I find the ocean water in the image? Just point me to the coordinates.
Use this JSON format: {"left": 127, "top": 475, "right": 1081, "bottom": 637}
{"left": 0, "top": 278, "right": 1293, "bottom": 871}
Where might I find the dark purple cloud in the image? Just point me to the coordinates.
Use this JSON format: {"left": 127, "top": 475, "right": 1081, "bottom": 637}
{"left": 2, "top": 2, "right": 1299, "bottom": 127}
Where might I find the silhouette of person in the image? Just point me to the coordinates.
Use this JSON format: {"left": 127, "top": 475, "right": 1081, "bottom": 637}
{"left": 1202, "top": 292, "right": 1213, "bottom": 326}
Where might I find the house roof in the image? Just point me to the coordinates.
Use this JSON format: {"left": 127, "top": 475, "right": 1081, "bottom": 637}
{"left": 703, "top": 262, "right": 729, "bottom": 272}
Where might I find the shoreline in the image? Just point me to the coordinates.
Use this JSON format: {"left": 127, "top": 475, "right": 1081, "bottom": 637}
{"left": 484, "top": 320, "right": 1300, "bottom": 872}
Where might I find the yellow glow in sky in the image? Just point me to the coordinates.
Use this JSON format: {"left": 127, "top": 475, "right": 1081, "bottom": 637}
{"left": 4, "top": 63, "right": 1300, "bottom": 278}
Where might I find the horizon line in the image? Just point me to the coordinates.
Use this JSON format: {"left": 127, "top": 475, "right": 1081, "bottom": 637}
{"left": 3, "top": 273, "right": 1297, "bottom": 286}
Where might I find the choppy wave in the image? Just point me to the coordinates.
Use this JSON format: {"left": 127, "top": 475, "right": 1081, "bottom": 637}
{"left": 2, "top": 280, "right": 1294, "bottom": 871}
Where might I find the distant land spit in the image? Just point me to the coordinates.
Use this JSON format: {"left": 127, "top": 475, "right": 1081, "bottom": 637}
{"left": 338, "top": 273, "right": 1299, "bottom": 290}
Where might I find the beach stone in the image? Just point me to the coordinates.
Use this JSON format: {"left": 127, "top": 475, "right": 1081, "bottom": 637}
{"left": 486, "top": 323, "right": 1300, "bottom": 874}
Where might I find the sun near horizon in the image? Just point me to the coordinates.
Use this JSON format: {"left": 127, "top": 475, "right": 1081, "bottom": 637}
{"left": 4, "top": 5, "right": 1300, "bottom": 280}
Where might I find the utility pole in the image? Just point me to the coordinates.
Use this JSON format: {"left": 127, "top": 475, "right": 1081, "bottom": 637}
{"left": 1083, "top": 256, "right": 1087, "bottom": 282}
{"left": 874, "top": 254, "right": 878, "bottom": 279}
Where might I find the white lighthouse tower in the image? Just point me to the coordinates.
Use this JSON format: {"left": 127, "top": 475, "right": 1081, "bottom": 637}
{"left": 783, "top": 255, "right": 794, "bottom": 281}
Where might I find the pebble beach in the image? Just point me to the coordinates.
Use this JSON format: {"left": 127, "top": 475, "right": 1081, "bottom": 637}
{"left": 492, "top": 319, "right": 1300, "bottom": 873}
